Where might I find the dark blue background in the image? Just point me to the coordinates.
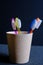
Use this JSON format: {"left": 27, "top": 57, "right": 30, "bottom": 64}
{"left": 0, "top": 0, "right": 43, "bottom": 45}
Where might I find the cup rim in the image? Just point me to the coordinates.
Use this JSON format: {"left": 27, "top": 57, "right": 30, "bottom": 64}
{"left": 6, "top": 31, "right": 33, "bottom": 35}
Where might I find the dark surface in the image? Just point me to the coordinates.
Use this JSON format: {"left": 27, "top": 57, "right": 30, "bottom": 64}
{"left": 0, "top": 0, "right": 43, "bottom": 45}
{"left": 0, "top": 44, "right": 43, "bottom": 65}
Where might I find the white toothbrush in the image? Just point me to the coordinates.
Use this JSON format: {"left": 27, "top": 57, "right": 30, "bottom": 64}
{"left": 29, "top": 18, "right": 42, "bottom": 33}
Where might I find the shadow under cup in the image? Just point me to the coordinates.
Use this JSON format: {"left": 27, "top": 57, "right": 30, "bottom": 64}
{"left": 6, "top": 31, "right": 33, "bottom": 64}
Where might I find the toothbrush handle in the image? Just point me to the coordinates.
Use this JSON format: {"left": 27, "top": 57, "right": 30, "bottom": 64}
{"left": 29, "top": 29, "right": 34, "bottom": 33}
{"left": 28, "top": 28, "right": 34, "bottom": 33}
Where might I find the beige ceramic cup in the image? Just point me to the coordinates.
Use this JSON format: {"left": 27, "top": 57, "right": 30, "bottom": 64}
{"left": 6, "top": 31, "right": 33, "bottom": 64}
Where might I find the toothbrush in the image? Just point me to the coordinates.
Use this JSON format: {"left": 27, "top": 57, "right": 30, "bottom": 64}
{"left": 29, "top": 18, "right": 42, "bottom": 33}
{"left": 15, "top": 17, "right": 21, "bottom": 31}
{"left": 11, "top": 18, "right": 16, "bottom": 30}
{"left": 11, "top": 17, "right": 21, "bottom": 34}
